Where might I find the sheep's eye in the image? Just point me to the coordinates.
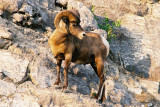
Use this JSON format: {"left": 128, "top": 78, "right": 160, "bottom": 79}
{"left": 72, "top": 24, "right": 77, "bottom": 27}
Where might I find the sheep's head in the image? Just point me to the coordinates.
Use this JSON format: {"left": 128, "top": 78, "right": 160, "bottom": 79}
{"left": 54, "top": 10, "right": 85, "bottom": 39}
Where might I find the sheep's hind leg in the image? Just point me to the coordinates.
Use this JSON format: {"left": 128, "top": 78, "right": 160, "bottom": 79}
{"left": 91, "top": 61, "right": 98, "bottom": 76}
{"left": 94, "top": 57, "right": 106, "bottom": 102}
{"left": 54, "top": 59, "right": 62, "bottom": 85}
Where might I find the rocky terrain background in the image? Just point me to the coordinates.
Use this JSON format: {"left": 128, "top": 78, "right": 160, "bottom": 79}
{"left": 0, "top": 0, "right": 160, "bottom": 106}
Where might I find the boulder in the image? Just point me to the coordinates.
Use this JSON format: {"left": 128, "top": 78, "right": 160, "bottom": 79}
{"left": 111, "top": 13, "right": 160, "bottom": 81}
{"left": 0, "top": 0, "right": 56, "bottom": 28}
{"left": 0, "top": 80, "right": 16, "bottom": 96}
{"left": 104, "top": 63, "right": 160, "bottom": 105}
{"left": 38, "top": 0, "right": 56, "bottom": 10}
{"left": 67, "top": 0, "right": 98, "bottom": 30}
{"left": 67, "top": 0, "right": 109, "bottom": 41}
{"left": 0, "top": 26, "right": 12, "bottom": 49}
{"left": 0, "top": 96, "right": 12, "bottom": 107}
{"left": 13, "top": 13, "right": 24, "bottom": 22}
{"left": 56, "top": 0, "right": 68, "bottom": 7}
{"left": 152, "top": 4, "right": 160, "bottom": 19}
{"left": 78, "top": 0, "right": 160, "bottom": 81}
{"left": 89, "top": 0, "right": 148, "bottom": 20}
{"left": 29, "top": 56, "right": 57, "bottom": 88}
{"left": 139, "top": 80, "right": 160, "bottom": 100}
{"left": 0, "top": 50, "right": 29, "bottom": 83}
{"left": 0, "top": 38, "right": 12, "bottom": 49}
{"left": 24, "top": 0, "right": 55, "bottom": 10}
{"left": 0, "top": 27, "right": 13, "bottom": 40}
{"left": 104, "top": 79, "right": 137, "bottom": 106}
{"left": 19, "top": 3, "right": 33, "bottom": 16}
{"left": 0, "top": 0, "right": 23, "bottom": 13}
{"left": 11, "top": 93, "right": 39, "bottom": 107}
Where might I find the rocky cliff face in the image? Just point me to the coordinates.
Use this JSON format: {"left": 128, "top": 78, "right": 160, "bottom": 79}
{"left": 0, "top": 0, "right": 160, "bottom": 106}
{"left": 81, "top": 0, "right": 160, "bottom": 81}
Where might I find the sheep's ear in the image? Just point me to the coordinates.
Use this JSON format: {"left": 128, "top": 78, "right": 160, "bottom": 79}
{"left": 62, "top": 17, "right": 69, "bottom": 24}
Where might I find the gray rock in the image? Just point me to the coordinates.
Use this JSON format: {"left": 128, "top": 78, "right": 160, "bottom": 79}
{"left": 16, "top": 81, "right": 37, "bottom": 94}
{"left": 31, "top": 87, "right": 101, "bottom": 107}
{"left": 0, "top": 80, "right": 16, "bottom": 96}
{"left": 68, "top": 75, "right": 91, "bottom": 95}
{"left": 0, "top": 0, "right": 56, "bottom": 28}
{"left": 152, "top": 4, "right": 160, "bottom": 19}
{"left": 104, "top": 78, "right": 140, "bottom": 105}
{"left": 29, "top": 57, "right": 57, "bottom": 88}
{"left": 90, "top": 0, "right": 148, "bottom": 19}
{"left": 0, "top": 50, "right": 29, "bottom": 83}
{"left": 24, "top": 0, "right": 55, "bottom": 10}
{"left": 0, "top": 0, "right": 23, "bottom": 13}
{"left": 80, "top": 0, "right": 160, "bottom": 82}
{"left": 38, "top": 8, "right": 49, "bottom": 25}
{"left": 0, "top": 27, "right": 12, "bottom": 39}
{"left": 112, "top": 13, "right": 160, "bottom": 81}
{"left": 13, "top": 13, "right": 24, "bottom": 22}
{"left": 104, "top": 61, "right": 160, "bottom": 105}
{"left": 67, "top": 0, "right": 98, "bottom": 30}
{"left": 19, "top": 3, "right": 33, "bottom": 16}
{"left": 128, "top": 87, "right": 142, "bottom": 95}
{"left": 33, "top": 17, "right": 42, "bottom": 25}
{"left": 92, "top": 29, "right": 107, "bottom": 39}
{"left": 0, "top": 38, "right": 12, "bottom": 49}
{"left": 106, "top": 66, "right": 120, "bottom": 80}
{"left": 56, "top": 0, "right": 68, "bottom": 7}
{"left": 139, "top": 80, "right": 160, "bottom": 100}
{"left": 38, "top": 0, "right": 55, "bottom": 10}
{"left": 11, "top": 93, "right": 40, "bottom": 107}
{"left": 0, "top": 96, "right": 12, "bottom": 107}
{"left": 48, "top": 0, "right": 56, "bottom": 10}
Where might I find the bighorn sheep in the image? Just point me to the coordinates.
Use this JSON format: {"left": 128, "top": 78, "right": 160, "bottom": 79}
{"left": 48, "top": 9, "right": 110, "bottom": 102}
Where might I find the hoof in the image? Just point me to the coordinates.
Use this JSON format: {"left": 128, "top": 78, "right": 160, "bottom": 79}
{"left": 54, "top": 81, "right": 61, "bottom": 85}
{"left": 63, "top": 88, "right": 71, "bottom": 93}
{"left": 62, "top": 86, "right": 67, "bottom": 89}
{"left": 62, "top": 86, "right": 71, "bottom": 93}
{"left": 97, "top": 99, "right": 103, "bottom": 104}
{"left": 97, "top": 97, "right": 106, "bottom": 103}
{"left": 54, "top": 85, "right": 62, "bottom": 89}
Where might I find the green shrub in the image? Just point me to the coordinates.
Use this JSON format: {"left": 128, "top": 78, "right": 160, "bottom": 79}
{"left": 91, "top": 6, "right": 121, "bottom": 41}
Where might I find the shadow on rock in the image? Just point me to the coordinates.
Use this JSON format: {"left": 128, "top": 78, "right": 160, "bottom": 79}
{"left": 95, "top": 15, "right": 151, "bottom": 79}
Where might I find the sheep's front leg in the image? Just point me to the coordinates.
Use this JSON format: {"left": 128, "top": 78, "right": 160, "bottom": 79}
{"left": 63, "top": 54, "right": 72, "bottom": 89}
{"left": 54, "top": 59, "right": 62, "bottom": 85}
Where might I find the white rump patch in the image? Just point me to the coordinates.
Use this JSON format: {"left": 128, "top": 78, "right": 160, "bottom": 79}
{"left": 101, "top": 36, "right": 110, "bottom": 57}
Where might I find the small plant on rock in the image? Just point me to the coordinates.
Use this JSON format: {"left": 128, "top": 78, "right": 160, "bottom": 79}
{"left": 91, "top": 6, "right": 121, "bottom": 41}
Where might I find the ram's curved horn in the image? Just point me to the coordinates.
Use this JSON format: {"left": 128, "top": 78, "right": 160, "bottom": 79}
{"left": 69, "top": 9, "right": 80, "bottom": 21}
{"left": 54, "top": 10, "right": 79, "bottom": 30}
